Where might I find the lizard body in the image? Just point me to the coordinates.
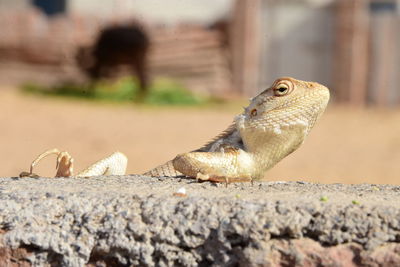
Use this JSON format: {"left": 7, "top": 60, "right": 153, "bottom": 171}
{"left": 21, "top": 77, "right": 330, "bottom": 182}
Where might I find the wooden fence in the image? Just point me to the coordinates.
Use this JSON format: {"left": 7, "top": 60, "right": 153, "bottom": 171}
{"left": 0, "top": 0, "right": 399, "bottom": 105}
{"left": 0, "top": 8, "right": 232, "bottom": 95}
{"left": 334, "top": 0, "right": 400, "bottom": 106}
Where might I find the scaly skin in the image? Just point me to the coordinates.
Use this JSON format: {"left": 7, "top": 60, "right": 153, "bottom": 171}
{"left": 20, "top": 77, "right": 329, "bottom": 183}
{"left": 145, "top": 77, "right": 330, "bottom": 182}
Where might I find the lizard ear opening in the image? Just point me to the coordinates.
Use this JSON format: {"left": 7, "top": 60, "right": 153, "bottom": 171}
{"left": 250, "top": 109, "right": 258, "bottom": 117}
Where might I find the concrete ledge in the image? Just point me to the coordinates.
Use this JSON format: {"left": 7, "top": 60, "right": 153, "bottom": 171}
{"left": 0, "top": 176, "right": 399, "bottom": 266}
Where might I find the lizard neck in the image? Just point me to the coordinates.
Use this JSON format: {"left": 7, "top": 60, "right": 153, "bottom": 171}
{"left": 246, "top": 124, "right": 308, "bottom": 179}
{"left": 236, "top": 109, "right": 312, "bottom": 179}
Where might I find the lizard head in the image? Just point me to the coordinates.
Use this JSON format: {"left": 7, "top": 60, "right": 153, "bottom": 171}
{"left": 237, "top": 77, "right": 330, "bottom": 132}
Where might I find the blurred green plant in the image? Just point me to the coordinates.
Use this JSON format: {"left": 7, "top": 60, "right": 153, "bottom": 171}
{"left": 21, "top": 77, "right": 209, "bottom": 106}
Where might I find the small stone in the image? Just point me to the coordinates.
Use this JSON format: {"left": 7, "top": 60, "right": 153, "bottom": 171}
{"left": 173, "top": 187, "right": 187, "bottom": 197}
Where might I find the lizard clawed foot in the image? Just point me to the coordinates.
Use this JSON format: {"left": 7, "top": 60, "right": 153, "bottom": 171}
{"left": 19, "top": 171, "right": 40, "bottom": 178}
{"left": 194, "top": 171, "right": 252, "bottom": 187}
{"left": 19, "top": 148, "right": 74, "bottom": 178}
{"left": 55, "top": 151, "right": 74, "bottom": 177}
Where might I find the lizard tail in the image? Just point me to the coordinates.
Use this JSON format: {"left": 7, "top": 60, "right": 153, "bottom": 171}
{"left": 142, "top": 160, "right": 182, "bottom": 177}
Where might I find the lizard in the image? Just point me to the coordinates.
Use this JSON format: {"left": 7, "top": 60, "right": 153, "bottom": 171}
{"left": 19, "top": 77, "right": 330, "bottom": 183}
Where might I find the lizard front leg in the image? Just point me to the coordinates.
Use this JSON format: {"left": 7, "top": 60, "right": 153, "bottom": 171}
{"left": 172, "top": 149, "right": 255, "bottom": 183}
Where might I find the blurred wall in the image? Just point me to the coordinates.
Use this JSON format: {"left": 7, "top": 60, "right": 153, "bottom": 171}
{"left": 368, "top": 1, "right": 400, "bottom": 106}
{"left": 0, "top": 0, "right": 30, "bottom": 9}
{"left": 334, "top": 0, "right": 400, "bottom": 106}
{"left": 259, "top": 0, "right": 334, "bottom": 90}
{"left": 0, "top": 0, "right": 233, "bottom": 94}
{"left": 258, "top": 0, "right": 400, "bottom": 106}
{"left": 69, "top": 0, "right": 232, "bottom": 25}
{"left": 1, "top": 0, "right": 400, "bottom": 106}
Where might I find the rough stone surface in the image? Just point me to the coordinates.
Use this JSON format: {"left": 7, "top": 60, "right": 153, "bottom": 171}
{"left": 0, "top": 176, "right": 399, "bottom": 266}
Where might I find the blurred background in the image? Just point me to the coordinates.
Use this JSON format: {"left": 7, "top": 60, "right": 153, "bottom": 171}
{"left": 0, "top": 0, "right": 399, "bottom": 184}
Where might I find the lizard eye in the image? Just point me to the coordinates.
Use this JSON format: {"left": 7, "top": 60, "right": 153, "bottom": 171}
{"left": 250, "top": 108, "right": 257, "bottom": 117}
{"left": 274, "top": 84, "right": 289, "bottom": 96}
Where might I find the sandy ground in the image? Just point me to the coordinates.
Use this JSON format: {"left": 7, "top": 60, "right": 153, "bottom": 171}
{"left": 1, "top": 87, "right": 400, "bottom": 184}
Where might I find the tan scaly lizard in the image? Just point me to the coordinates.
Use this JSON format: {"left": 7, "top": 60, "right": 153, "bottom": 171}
{"left": 20, "top": 77, "right": 330, "bottom": 183}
